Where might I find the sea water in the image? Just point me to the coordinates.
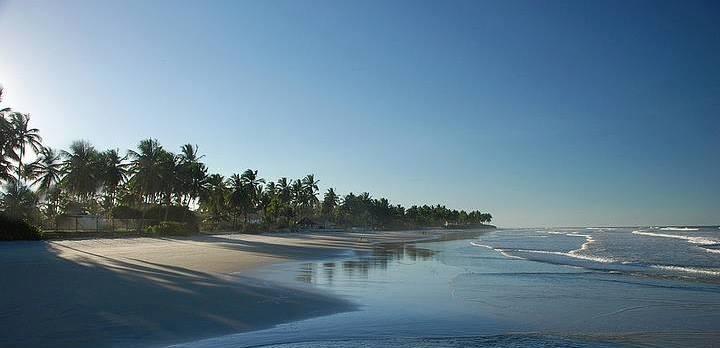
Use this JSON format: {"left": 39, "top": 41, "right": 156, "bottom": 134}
{"left": 173, "top": 227, "right": 720, "bottom": 347}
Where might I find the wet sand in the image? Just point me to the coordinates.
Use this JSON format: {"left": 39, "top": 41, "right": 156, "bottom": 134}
{"left": 0, "top": 230, "right": 460, "bottom": 348}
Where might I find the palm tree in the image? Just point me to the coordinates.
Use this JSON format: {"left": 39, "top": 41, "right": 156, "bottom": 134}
{"left": 226, "top": 173, "right": 246, "bottom": 228}
{"left": 97, "top": 149, "right": 130, "bottom": 210}
{"left": 302, "top": 174, "right": 320, "bottom": 205}
{"left": 128, "top": 138, "right": 167, "bottom": 204}
{"left": 0, "top": 180, "right": 38, "bottom": 220}
{"left": 61, "top": 140, "right": 100, "bottom": 203}
{"left": 240, "top": 169, "right": 265, "bottom": 207}
{"left": 0, "top": 88, "right": 16, "bottom": 183}
{"left": 8, "top": 112, "right": 43, "bottom": 182}
{"left": 321, "top": 187, "right": 339, "bottom": 219}
{"left": 264, "top": 181, "right": 277, "bottom": 198}
{"left": 179, "top": 144, "right": 203, "bottom": 163}
{"left": 0, "top": 87, "right": 9, "bottom": 115}
{"left": 177, "top": 144, "right": 207, "bottom": 208}
{"left": 199, "top": 173, "right": 227, "bottom": 229}
{"left": 276, "top": 177, "right": 292, "bottom": 204}
{"left": 291, "top": 179, "right": 305, "bottom": 207}
{"left": 27, "top": 147, "right": 63, "bottom": 197}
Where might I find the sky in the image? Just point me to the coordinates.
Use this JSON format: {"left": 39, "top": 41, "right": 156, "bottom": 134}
{"left": 1, "top": 0, "right": 718, "bottom": 227}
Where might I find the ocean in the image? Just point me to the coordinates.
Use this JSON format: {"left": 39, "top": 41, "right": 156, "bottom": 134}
{"left": 173, "top": 227, "right": 720, "bottom": 347}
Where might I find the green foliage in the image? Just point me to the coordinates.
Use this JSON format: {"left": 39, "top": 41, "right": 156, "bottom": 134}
{"left": 0, "top": 181, "right": 39, "bottom": 221}
{"left": 144, "top": 205, "right": 197, "bottom": 223}
{"left": 2, "top": 85, "right": 494, "bottom": 234}
{"left": 144, "top": 221, "right": 197, "bottom": 236}
{"left": 111, "top": 205, "right": 143, "bottom": 219}
{"left": 0, "top": 213, "right": 43, "bottom": 240}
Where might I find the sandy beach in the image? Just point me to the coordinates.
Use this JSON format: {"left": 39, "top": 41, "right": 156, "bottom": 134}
{"left": 0, "top": 230, "right": 454, "bottom": 348}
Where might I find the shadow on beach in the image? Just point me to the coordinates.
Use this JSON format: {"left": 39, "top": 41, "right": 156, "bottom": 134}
{"left": 0, "top": 240, "right": 354, "bottom": 348}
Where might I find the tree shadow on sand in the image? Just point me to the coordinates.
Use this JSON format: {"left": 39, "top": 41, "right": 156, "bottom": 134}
{"left": 0, "top": 241, "right": 354, "bottom": 348}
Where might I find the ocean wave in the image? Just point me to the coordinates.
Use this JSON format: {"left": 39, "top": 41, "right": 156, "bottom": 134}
{"left": 702, "top": 247, "right": 720, "bottom": 255}
{"left": 542, "top": 231, "right": 592, "bottom": 238}
{"left": 650, "top": 265, "right": 720, "bottom": 276}
{"left": 469, "top": 242, "right": 493, "bottom": 249}
{"left": 469, "top": 242, "right": 528, "bottom": 260}
{"left": 632, "top": 231, "right": 717, "bottom": 245}
{"left": 513, "top": 248, "right": 616, "bottom": 264}
{"left": 660, "top": 227, "right": 699, "bottom": 231}
{"left": 473, "top": 234, "right": 613, "bottom": 264}
{"left": 243, "top": 335, "right": 623, "bottom": 348}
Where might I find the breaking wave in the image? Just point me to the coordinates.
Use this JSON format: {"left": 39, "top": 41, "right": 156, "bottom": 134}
{"left": 650, "top": 265, "right": 720, "bottom": 276}
{"left": 470, "top": 233, "right": 615, "bottom": 264}
{"left": 632, "top": 231, "right": 718, "bottom": 245}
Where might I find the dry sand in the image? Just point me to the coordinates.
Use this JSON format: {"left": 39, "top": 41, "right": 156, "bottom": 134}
{"left": 0, "top": 229, "right": 454, "bottom": 348}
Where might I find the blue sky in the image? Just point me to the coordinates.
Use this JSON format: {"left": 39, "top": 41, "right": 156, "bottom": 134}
{"left": 1, "top": 0, "right": 718, "bottom": 227}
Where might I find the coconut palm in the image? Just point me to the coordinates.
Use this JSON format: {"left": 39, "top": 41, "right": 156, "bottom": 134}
{"left": 199, "top": 173, "right": 227, "bottom": 229}
{"left": 61, "top": 140, "right": 100, "bottom": 203}
{"left": 264, "top": 181, "right": 277, "bottom": 198}
{"left": 240, "top": 169, "right": 265, "bottom": 207}
{"left": 0, "top": 88, "right": 17, "bottom": 183}
{"left": 26, "top": 147, "right": 63, "bottom": 197}
{"left": 97, "top": 149, "right": 130, "bottom": 209}
{"left": 0, "top": 180, "right": 38, "bottom": 220}
{"left": 321, "top": 187, "right": 339, "bottom": 217}
{"left": 128, "top": 138, "right": 168, "bottom": 204}
{"left": 302, "top": 174, "right": 319, "bottom": 195}
{"left": 7, "top": 112, "right": 43, "bottom": 182}
{"left": 302, "top": 174, "right": 320, "bottom": 212}
{"left": 291, "top": 179, "right": 305, "bottom": 207}
{"left": 0, "top": 123, "right": 17, "bottom": 184}
{"left": 177, "top": 144, "right": 207, "bottom": 207}
{"left": 276, "top": 177, "right": 292, "bottom": 204}
{"left": 226, "top": 173, "right": 246, "bottom": 228}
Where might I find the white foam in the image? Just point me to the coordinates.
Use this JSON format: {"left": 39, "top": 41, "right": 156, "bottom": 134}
{"left": 481, "top": 232, "right": 612, "bottom": 263}
{"left": 513, "top": 248, "right": 615, "bottom": 263}
{"left": 632, "top": 230, "right": 717, "bottom": 245}
{"left": 469, "top": 242, "right": 526, "bottom": 260}
{"left": 650, "top": 265, "right": 720, "bottom": 276}
{"left": 702, "top": 248, "right": 720, "bottom": 255}
{"left": 469, "top": 241, "right": 493, "bottom": 249}
{"left": 659, "top": 227, "right": 699, "bottom": 231}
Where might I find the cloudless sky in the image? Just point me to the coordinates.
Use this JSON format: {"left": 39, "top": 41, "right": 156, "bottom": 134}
{"left": 1, "top": 0, "right": 718, "bottom": 227}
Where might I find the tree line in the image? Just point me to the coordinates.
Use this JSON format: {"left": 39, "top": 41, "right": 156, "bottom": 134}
{"left": 0, "top": 87, "right": 492, "bottom": 233}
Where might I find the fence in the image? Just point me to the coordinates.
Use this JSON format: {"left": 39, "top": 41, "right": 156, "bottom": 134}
{"left": 47, "top": 216, "right": 158, "bottom": 233}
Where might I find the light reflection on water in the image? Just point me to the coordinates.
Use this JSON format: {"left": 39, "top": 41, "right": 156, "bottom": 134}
{"left": 294, "top": 244, "right": 435, "bottom": 284}
{"left": 176, "top": 229, "right": 720, "bottom": 348}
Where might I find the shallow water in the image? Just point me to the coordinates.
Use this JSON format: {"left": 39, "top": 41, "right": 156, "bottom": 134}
{"left": 173, "top": 227, "right": 720, "bottom": 348}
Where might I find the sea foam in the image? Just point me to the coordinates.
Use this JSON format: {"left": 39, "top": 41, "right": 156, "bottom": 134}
{"left": 660, "top": 227, "right": 700, "bottom": 231}
{"left": 650, "top": 265, "right": 720, "bottom": 276}
{"left": 632, "top": 230, "right": 717, "bottom": 245}
{"left": 513, "top": 249, "right": 616, "bottom": 263}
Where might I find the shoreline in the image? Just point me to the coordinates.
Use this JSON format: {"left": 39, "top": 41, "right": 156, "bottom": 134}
{"left": 0, "top": 229, "right": 481, "bottom": 348}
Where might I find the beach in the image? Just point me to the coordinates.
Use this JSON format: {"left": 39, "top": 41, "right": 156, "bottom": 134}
{"left": 3, "top": 227, "right": 720, "bottom": 348}
{"left": 0, "top": 230, "right": 459, "bottom": 348}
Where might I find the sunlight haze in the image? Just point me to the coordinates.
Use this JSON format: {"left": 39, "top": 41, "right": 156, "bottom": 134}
{"left": 1, "top": 0, "right": 718, "bottom": 227}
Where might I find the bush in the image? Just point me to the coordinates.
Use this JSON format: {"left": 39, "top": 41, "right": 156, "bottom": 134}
{"left": 0, "top": 214, "right": 43, "bottom": 241}
{"left": 145, "top": 221, "right": 197, "bottom": 236}
{"left": 112, "top": 206, "right": 143, "bottom": 219}
{"left": 144, "top": 205, "right": 197, "bottom": 223}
